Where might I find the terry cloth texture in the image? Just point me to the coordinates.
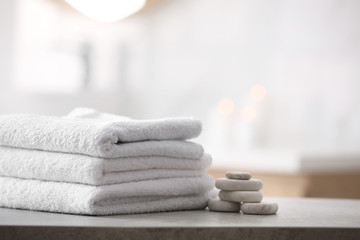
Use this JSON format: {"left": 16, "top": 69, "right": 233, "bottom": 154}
{"left": 0, "top": 108, "right": 215, "bottom": 215}
{"left": 0, "top": 175, "right": 214, "bottom": 215}
{"left": 0, "top": 146, "right": 212, "bottom": 185}
{"left": 0, "top": 113, "right": 202, "bottom": 158}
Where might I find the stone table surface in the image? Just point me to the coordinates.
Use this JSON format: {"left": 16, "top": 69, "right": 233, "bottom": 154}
{"left": 1, "top": 197, "right": 359, "bottom": 240}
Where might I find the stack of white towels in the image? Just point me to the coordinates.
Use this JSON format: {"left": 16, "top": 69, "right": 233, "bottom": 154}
{"left": 0, "top": 108, "right": 214, "bottom": 215}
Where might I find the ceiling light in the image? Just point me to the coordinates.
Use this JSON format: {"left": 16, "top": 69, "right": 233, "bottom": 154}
{"left": 65, "top": 0, "right": 146, "bottom": 23}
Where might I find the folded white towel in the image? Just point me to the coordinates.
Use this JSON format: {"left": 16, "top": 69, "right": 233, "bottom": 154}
{"left": 0, "top": 176, "right": 214, "bottom": 215}
{"left": 0, "top": 113, "right": 201, "bottom": 158}
{"left": 0, "top": 146, "right": 212, "bottom": 185}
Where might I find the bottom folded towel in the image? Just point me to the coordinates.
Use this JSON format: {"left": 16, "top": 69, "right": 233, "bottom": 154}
{"left": 0, "top": 176, "right": 214, "bottom": 215}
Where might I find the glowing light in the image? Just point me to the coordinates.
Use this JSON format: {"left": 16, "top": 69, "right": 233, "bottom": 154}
{"left": 240, "top": 106, "right": 256, "bottom": 123}
{"left": 65, "top": 0, "right": 147, "bottom": 23}
{"left": 218, "top": 98, "right": 235, "bottom": 116}
{"left": 250, "top": 84, "right": 267, "bottom": 102}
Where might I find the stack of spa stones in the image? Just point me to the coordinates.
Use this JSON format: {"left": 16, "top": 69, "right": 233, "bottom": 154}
{"left": 208, "top": 171, "right": 278, "bottom": 215}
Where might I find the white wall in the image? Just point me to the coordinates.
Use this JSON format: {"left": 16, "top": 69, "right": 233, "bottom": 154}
{"left": 123, "top": 0, "right": 360, "bottom": 152}
{"left": 1, "top": 0, "right": 360, "bottom": 153}
{"left": 0, "top": 0, "right": 16, "bottom": 89}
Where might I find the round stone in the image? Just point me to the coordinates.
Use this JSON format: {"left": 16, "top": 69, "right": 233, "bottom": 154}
{"left": 215, "top": 178, "right": 263, "bottom": 191}
{"left": 208, "top": 198, "right": 240, "bottom": 212}
{"left": 219, "top": 190, "right": 263, "bottom": 203}
{"left": 225, "top": 171, "right": 251, "bottom": 180}
{"left": 241, "top": 202, "right": 278, "bottom": 215}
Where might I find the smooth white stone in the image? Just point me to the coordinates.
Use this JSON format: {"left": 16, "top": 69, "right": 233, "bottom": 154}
{"left": 208, "top": 198, "right": 240, "bottom": 212}
{"left": 241, "top": 202, "right": 278, "bottom": 215}
{"left": 225, "top": 171, "right": 251, "bottom": 180}
{"left": 216, "top": 178, "right": 263, "bottom": 191}
{"left": 219, "top": 190, "right": 263, "bottom": 203}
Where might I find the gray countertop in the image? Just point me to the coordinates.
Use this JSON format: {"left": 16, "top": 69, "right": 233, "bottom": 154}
{"left": 1, "top": 197, "right": 359, "bottom": 240}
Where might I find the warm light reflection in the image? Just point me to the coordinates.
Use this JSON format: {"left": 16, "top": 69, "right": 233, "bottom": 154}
{"left": 240, "top": 106, "right": 256, "bottom": 123}
{"left": 218, "top": 98, "right": 235, "bottom": 116}
{"left": 65, "top": 0, "right": 147, "bottom": 23}
{"left": 250, "top": 84, "right": 267, "bottom": 102}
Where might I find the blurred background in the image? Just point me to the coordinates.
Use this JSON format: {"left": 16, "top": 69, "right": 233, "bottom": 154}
{"left": 1, "top": 0, "right": 360, "bottom": 198}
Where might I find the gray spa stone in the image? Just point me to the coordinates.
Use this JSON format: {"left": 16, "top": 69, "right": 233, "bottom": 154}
{"left": 225, "top": 171, "right": 252, "bottom": 180}
{"left": 219, "top": 190, "right": 263, "bottom": 203}
{"left": 241, "top": 202, "right": 278, "bottom": 215}
{"left": 208, "top": 198, "right": 240, "bottom": 212}
{"left": 215, "top": 178, "right": 263, "bottom": 191}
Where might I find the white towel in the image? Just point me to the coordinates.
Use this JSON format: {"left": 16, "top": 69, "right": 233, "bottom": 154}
{"left": 0, "top": 113, "right": 202, "bottom": 158}
{"left": 0, "top": 146, "right": 212, "bottom": 185}
{"left": 0, "top": 175, "right": 214, "bottom": 215}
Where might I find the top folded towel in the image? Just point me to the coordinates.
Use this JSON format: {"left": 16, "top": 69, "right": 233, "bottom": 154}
{"left": 0, "top": 109, "right": 202, "bottom": 158}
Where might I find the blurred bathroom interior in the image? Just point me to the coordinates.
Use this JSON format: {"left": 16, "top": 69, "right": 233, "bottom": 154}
{"left": 1, "top": 0, "right": 360, "bottom": 198}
